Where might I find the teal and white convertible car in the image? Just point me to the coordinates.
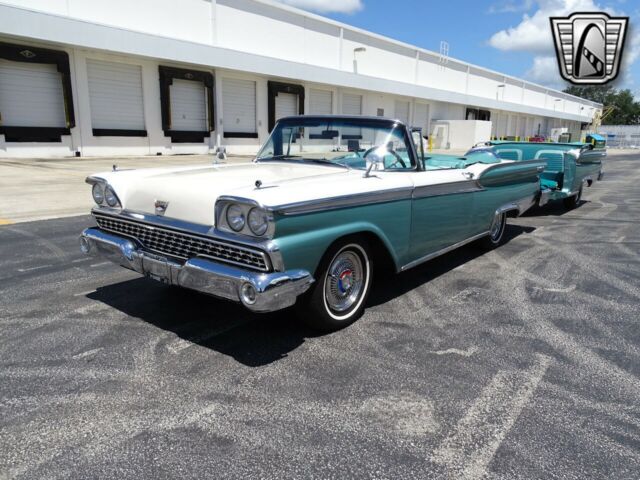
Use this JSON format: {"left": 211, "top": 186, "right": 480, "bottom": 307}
{"left": 466, "top": 140, "right": 605, "bottom": 209}
{"left": 80, "top": 116, "right": 545, "bottom": 330}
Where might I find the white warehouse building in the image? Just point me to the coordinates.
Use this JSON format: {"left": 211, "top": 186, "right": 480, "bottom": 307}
{"left": 0, "top": 0, "right": 602, "bottom": 158}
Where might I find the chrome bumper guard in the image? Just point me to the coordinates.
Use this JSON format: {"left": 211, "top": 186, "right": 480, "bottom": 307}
{"left": 80, "top": 228, "right": 314, "bottom": 313}
{"left": 538, "top": 188, "right": 553, "bottom": 207}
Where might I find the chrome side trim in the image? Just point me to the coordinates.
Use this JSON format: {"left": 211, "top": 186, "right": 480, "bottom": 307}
{"left": 497, "top": 203, "right": 519, "bottom": 215}
{"left": 497, "top": 193, "right": 538, "bottom": 217}
{"left": 273, "top": 187, "right": 413, "bottom": 216}
{"left": 400, "top": 231, "right": 490, "bottom": 272}
{"left": 479, "top": 159, "right": 548, "bottom": 178}
{"left": 412, "top": 180, "right": 483, "bottom": 199}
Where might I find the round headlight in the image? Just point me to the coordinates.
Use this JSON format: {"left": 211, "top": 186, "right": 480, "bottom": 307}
{"left": 92, "top": 183, "right": 105, "bottom": 205}
{"left": 248, "top": 208, "right": 269, "bottom": 236}
{"left": 104, "top": 185, "right": 119, "bottom": 207}
{"left": 226, "top": 204, "right": 245, "bottom": 232}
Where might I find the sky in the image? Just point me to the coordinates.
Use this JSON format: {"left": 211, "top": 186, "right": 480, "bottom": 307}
{"left": 275, "top": 0, "right": 640, "bottom": 94}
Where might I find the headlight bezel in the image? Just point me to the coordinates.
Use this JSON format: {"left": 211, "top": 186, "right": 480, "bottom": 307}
{"left": 87, "top": 177, "right": 122, "bottom": 209}
{"left": 216, "top": 199, "right": 275, "bottom": 239}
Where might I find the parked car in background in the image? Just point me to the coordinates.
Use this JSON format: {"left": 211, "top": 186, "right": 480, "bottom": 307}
{"left": 80, "top": 116, "right": 545, "bottom": 330}
{"left": 467, "top": 141, "right": 605, "bottom": 209}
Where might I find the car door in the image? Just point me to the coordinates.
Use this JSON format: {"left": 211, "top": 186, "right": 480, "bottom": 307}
{"left": 408, "top": 168, "right": 476, "bottom": 262}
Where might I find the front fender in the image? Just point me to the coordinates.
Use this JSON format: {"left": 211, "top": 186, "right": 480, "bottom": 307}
{"left": 272, "top": 201, "right": 411, "bottom": 274}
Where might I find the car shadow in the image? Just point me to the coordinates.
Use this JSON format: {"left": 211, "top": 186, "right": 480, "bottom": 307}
{"left": 88, "top": 279, "right": 323, "bottom": 367}
{"left": 522, "top": 200, "right": 587, "bottom": 217}
{"left": 87, "top": 223, "right": 534, "bottom": 367}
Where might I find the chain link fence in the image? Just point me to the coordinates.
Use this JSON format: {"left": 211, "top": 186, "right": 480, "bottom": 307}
{"left": 598, "top": 125, "right": 640, "bottom": 149}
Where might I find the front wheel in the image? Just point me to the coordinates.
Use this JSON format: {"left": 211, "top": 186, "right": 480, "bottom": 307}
{"left": 480, "top": 211, "right": 507, "bottom": 249}
{"left": 563, "top": 186, "right": 583, "bottom": 209}
{"left": 297, "top": 238, "right": 373, "bottom": 331}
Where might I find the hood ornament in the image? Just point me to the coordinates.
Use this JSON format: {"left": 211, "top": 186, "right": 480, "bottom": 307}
{"left": 255, "top": 180, "right": 263, "bottom": 189}
{"left": 155, "top": 200, "right": 169, "bottom": 216}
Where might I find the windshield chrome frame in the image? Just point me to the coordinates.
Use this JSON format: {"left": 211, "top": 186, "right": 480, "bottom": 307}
{"left": 254, "top": 115, "right": 418, "bottom": 172}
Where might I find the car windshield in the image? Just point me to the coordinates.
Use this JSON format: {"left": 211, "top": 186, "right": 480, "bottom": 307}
{"left": 256, "top": 117, "right": 415, "bottom": 171}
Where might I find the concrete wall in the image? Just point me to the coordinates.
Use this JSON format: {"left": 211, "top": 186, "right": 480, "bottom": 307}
{"left": 0, "top": 0, "right": 600, "bottom": 157}
{"left": 430, "top": 120, "right": 492, "bottom": 150}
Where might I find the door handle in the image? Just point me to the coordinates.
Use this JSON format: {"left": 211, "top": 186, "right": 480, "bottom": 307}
{"left": 462, "top": 172, "right": 475, "bottom": 180}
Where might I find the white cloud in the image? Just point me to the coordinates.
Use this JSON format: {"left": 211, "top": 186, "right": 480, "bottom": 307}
{"left": 488, "top": 0, "right": 534, "bottom": 14}
{"left": 525, "top": 55, "right": 570, "bottom": 89}
{"left": 617, "top": 29, "right": 640, "bottom": 88}
{"left": 274, "top": 0, "right": 363, "bottom": 14}
{"left": 488, "top": 0, "right": 602, "bottom": 54}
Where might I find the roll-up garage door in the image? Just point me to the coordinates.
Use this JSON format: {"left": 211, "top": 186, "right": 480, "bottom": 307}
{"left": 87, "top": 59, "right": 146, "bottom": 135}
{"left": 309, "top": 89, "right": 332, "bottom": 115}
{"left": 0, "top": 59, "right": 66, "bottom": 128}
{"left": 414, "top": 103, "right": 429, "bottom": 133}
{"left": 275, "top": 92, "right": 298, "bottom": 121}
{"left": 169, "top": 79, "right": 207, "bottom": 132}
{"left": 342, "top": 93, "right": 362, "bottom": 116}
{"left": 394, "top": 100, "right": 410, "bottom": 124}
{"left": 223, "top": 78, "right": 257, "bottom": 137}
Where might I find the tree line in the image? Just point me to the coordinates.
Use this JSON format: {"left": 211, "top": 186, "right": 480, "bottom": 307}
{"left": 564, "top": 85, "right": 640, "bottom": 125}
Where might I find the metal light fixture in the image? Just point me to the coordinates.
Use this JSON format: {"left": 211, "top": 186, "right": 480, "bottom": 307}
{"left": 353, "top": 47, "right": 367, "bottom": 74}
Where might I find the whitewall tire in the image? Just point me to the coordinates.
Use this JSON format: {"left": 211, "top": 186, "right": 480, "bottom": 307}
{"left": 298, "top": 238, "right": 372, "bottom": 331}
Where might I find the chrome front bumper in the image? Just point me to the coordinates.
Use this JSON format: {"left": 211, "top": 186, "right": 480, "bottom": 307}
{"left": 80, "top": 228, "right": 314, "bottom": 313}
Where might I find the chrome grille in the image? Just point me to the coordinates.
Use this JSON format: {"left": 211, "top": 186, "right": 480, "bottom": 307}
{"left": 94, "top": 214, "right": 270, "bottom": 272}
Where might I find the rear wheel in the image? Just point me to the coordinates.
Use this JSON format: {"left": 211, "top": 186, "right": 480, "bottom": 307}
{"left": 563, "top": 186, "right": 583, "bottom": 209}
{"left": 297, "top": 238, "right": 373, "bottom": 331}
{"left": 480, "top": 211, "right": 507, "bottom": 249}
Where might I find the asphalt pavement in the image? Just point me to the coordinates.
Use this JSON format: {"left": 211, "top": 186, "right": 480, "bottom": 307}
{"left": 1, "top": 154, "right": 639, "bottom": 479}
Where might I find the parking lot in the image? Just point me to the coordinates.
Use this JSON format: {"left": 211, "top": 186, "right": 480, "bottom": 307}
{"left": 1, "top": 153, "right": 639, "bottom": 479}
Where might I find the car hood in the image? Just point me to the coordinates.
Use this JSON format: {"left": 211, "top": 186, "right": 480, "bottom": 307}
{"left": 99, "top": 162, "right": 351, "bottom": 225}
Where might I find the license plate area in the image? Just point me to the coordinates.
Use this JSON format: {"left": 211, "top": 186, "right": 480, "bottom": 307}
{"left": 142, "top": 253, "right": 171, "bottom": 284}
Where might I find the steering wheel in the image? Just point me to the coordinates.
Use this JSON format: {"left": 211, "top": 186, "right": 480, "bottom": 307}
{"left": 363, "top": 145, "right": 407, "bottom": 169}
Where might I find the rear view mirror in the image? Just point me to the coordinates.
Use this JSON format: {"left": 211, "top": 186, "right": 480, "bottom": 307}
{"left": 321, "top": 130, "right": 339, "bottom": 139}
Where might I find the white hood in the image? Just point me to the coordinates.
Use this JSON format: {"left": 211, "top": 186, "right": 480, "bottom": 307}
{"left": 100, "top": 162, "right": 351, "bottom": 225}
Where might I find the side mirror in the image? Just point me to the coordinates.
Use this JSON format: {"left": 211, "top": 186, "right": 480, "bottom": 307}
{"left": 363, "top": 152, "right": 383, "bottom": 178}
{"left": 411, "top": 128, "right": 425, "bottom": 167}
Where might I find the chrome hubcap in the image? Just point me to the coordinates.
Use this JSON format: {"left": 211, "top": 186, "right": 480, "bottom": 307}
{"left": 325, "top": 250, "right": 364, "bottom": 313}
{"left": 490, "top": 213, "right": 504, "bottom": 240}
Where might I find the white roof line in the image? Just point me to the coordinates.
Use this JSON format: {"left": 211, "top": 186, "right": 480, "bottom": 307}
{"left": 248, "top": 0, "right": 601, "bottom": 108}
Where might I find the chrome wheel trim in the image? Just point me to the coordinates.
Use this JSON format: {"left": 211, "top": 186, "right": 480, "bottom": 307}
{"left": 489, "top": 212, "right": 505, "bottom": 241}
{"left": 575, "top": 188, "right": 582, "bottom": 204}
{"left": 322, "top": 244, "right": 370, "bottom": 321}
